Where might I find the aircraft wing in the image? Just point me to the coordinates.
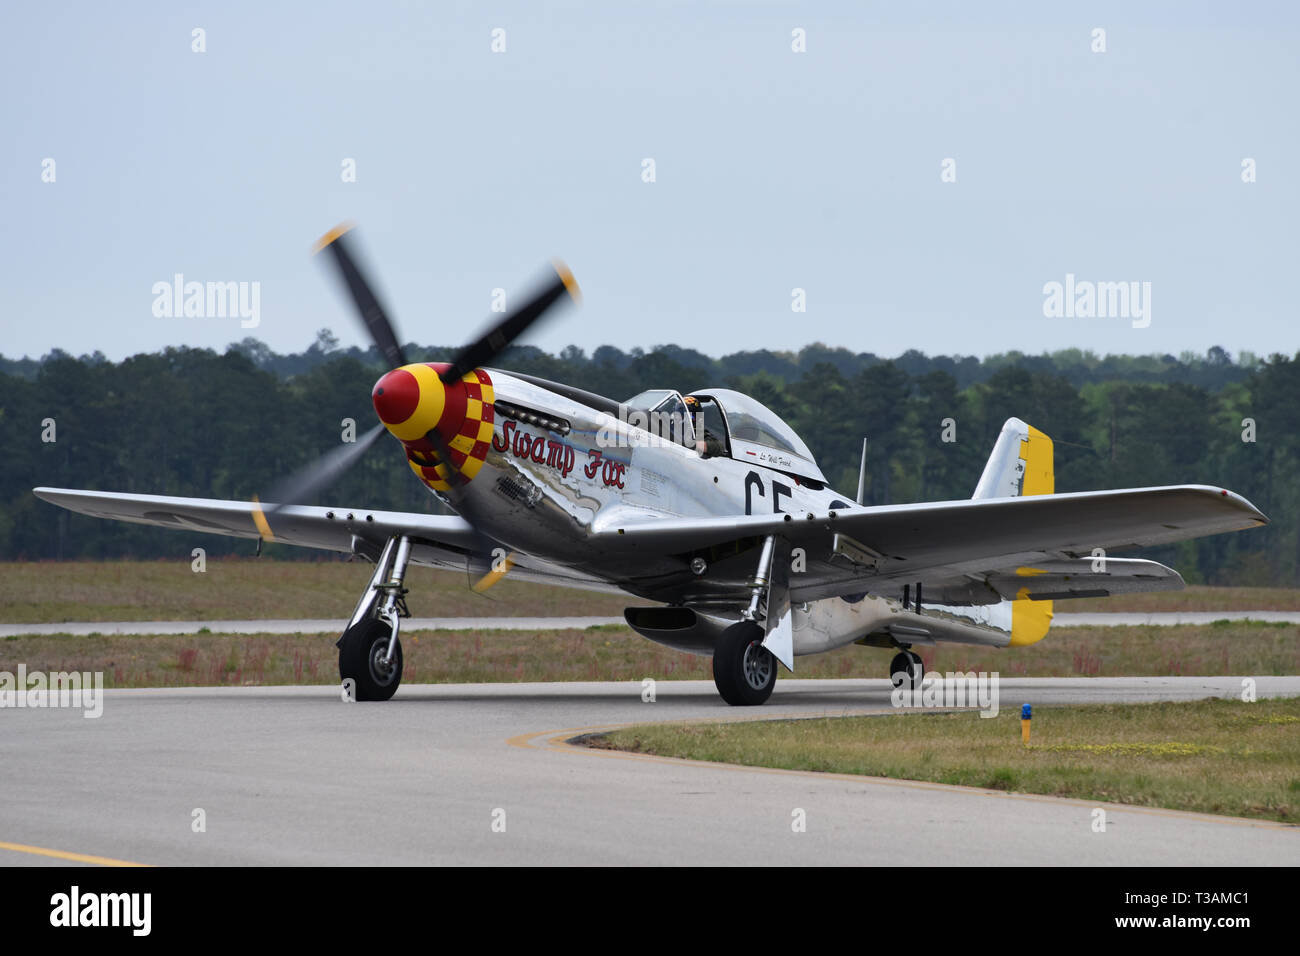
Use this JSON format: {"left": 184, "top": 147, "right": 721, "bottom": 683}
{"left": 593, "top": 484, "right": 1267, "bottom": 604}
{"left": 32, "top": 486, "right": 482, "bottom": 557}
{"left": 31, "top": 487, "right": 624, "bottom": 594}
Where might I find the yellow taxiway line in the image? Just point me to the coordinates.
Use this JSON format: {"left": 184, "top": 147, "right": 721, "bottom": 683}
{"left": 0, "top": 840, "right": 150, "bottom": 867}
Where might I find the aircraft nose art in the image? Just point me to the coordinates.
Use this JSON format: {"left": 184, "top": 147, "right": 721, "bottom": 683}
{"left": 372, "top": 363, "right": 495, "bottom": 490}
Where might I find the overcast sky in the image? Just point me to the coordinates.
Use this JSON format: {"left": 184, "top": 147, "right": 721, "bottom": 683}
{"left": 3, "top": 1, "right": 1296, "bottom": 364}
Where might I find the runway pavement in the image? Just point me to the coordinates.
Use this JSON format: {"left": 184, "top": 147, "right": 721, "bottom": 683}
{"left": 2, "top": 676, "right": 1297, "bottom": 866}
{"left": 4, "top": 610, "right": 1298, "bottom": 636}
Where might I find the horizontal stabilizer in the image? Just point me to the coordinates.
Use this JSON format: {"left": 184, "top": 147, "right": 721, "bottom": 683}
{"left": 984, "top": 557, "right": 1184, "bottom": 602}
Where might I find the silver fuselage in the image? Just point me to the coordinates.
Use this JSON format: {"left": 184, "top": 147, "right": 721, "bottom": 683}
{"left": 417, "top": 370, "right": 1014, "bottom": 658}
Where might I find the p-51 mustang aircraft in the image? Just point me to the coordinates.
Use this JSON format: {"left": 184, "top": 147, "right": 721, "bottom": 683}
{"left": 35, "top": 227, "right": 1268, "bottom": 705}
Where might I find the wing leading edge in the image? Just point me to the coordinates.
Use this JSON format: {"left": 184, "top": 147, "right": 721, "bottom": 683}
{"left": 31, "top": 486, "right": 626, "bottom": 595}
{"left": 31, "top": 486, "right": 480, "bottom": 556}
{"left": 590, "top": 484, "right": 1267, "bottom": 602}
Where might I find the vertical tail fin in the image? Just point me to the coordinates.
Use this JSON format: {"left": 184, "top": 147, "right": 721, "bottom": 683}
{"left": 973, "top": 417, "right": 1054, "bottom": 500}
{"left": 974, "top": 417, "right": 1055, "bottom": 645}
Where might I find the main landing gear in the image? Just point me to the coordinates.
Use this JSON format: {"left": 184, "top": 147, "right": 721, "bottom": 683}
{"left": 713, "top": 535, "right": 786, "bottom": 706}
{"left": 338, "top": 535, "right": 411, "bottom": 701}
{"left": 890, "top": 649, "right": 923, "bottom": 691}
{"left": 339, "top": 618, "right": 404, "bottom": 701}
{"left": 712, "top": 621, "right": 776, "bottom": 706}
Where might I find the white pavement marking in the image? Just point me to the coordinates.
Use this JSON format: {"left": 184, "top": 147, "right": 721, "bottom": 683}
{"left": 1, "top": 678, "right": 1297, "bottom": 866}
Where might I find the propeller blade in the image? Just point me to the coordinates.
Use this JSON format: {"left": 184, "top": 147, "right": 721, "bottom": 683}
{"left": 439, "top": 259, "right": 580, "bottom": 384}
{"left": 314, "top": 224, "right": 408, "bottom": 369}
{"left": 424, "top": 425, "right": 488, "bottom": 524}
{"left": 423, "top": 423, "right": 509, "bottom": 588}
{"left": 308, "top": 225, "right": 576, "bottom": 590}
{"left": 261, "top": 422, "right": 387, "bottom": 515}
{"left": 470, "top": 551, "right": 515, "bottom": 593}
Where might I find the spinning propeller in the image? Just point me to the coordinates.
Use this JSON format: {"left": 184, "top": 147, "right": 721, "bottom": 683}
{"left": 253, "top": 223, "right": 580, "bottom": 592}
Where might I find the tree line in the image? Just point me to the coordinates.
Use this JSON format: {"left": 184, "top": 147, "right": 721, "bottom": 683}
{"left": 1, "top": 334, "right": 1294, "bottom": 586}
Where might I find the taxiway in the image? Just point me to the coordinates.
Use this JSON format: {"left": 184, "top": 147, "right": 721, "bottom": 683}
{"left": 2, "top": 677, "right": 1297, "bottom": 866}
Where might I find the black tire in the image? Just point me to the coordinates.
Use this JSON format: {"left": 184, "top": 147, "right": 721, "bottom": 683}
{"left": 890, "top": 650, "right": 923, "bottom": 691}
{"left": 712, "top": 621, "right": 776, "bottom": 706}
{"left": 339, "top": 619, "right": 403, "bottom": 701}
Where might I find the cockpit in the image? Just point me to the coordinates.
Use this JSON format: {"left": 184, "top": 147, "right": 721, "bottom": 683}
{"left": 621, "top": 386, "right": 825, "bottom": 484}
{"left": 685, "top": 388, "right": 826, "bottom": 484}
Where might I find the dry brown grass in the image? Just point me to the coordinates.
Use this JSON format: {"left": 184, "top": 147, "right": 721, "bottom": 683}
{"left": 4, "top": 562, "right": 1298, "bottom": 625}
{"left": 0, "top": 558, "right": 630, "bottom": 622}
{"left": 601, "top": 697, "right": 1300, "bottom": 822}
{"left": 2, "top": 621, "right": 1296, "bottom": 688}
{"left": 1066, "top": 585, "right": 1300, "bottom": 612}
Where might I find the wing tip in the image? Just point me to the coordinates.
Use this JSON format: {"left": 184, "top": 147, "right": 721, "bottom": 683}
{"left": 1204, "top": 485, "right": 1269, "bottom": 525}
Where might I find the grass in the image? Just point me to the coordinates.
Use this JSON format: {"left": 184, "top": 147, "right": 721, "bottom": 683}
{"left": 0, "top": 558, "right": 631, "bottom": 622}
{"left": 1066, "top": 585, "right": 1300, "bottom": 613}
{"left": 2, "top": 563, "right": 1299, "bottom": 624}
{"left": 2, "top": 621, "right": 1297, "bottom": 688}
{"left": 0, "top": 627, "right": 701, "bottom": 688}
{"left": 905, "top": 620, "right": 1300, "bottom": 678}
{"left": 595, "top": 696, "right": 1300, "bottom": 823}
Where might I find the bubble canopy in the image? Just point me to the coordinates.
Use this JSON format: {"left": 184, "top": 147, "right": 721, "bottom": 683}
{"left": 687, "top": 387, "right": 827, "bottom": 484}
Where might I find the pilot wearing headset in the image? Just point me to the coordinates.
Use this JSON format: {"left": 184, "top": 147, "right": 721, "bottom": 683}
{"left": 684, "top": 395, "right": 727, "bottom": 459}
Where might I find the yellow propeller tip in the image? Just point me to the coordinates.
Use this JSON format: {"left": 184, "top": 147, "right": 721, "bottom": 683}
{"left": 552, "top": 258, "right": 581, "bottom": 303}
{"left": 471, "top": 555, "right": 514, "bottom": 593}
{"left": 249, "top": 494, "right": 275, "bottom": 542}
{"left": 313, "top": 221, "right": 356, "bottom": 254}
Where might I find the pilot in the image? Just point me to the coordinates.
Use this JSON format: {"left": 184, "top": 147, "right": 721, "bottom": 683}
{"left": 684, "top": 395, "right": 726, "bottom": 458}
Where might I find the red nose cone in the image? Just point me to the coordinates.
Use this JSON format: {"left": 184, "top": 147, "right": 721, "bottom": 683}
{"left": 372, "top": 369, "right": 420, "bottom": 425}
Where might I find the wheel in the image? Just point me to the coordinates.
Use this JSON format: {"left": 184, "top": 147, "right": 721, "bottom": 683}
{"left": 339, "top": 618, "right": 403, "bottom": 701}
{"left": 712, "top": 621, "right": 776, "bottom": 706}
{"left": 890, "top": 650, "right": 923, "bottom": 691}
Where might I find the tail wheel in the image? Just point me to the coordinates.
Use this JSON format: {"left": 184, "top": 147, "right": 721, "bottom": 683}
{"left": 713, "top": 621, "right": 776, "bottom": 706}
{"left": 339, "top": 619, "right": 403, "bottom": 701}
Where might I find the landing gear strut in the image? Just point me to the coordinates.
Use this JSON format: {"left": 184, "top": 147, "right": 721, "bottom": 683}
{"left": 890, "top": 649, "right": 924, "bottom": 691}
{"left": 338, "top": 535, "right": 411, "bottom": 701}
